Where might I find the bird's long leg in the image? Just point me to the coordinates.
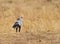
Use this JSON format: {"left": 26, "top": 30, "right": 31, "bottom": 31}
{"left": 19, "top": 26, "right": 21, "bottom": 32}
{"left": 16, "top": 27, "right": 18, "bottom": 32}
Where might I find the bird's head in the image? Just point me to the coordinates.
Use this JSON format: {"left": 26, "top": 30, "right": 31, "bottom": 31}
{"left": 17, "top": 16, "right": 23, "bottom": 20}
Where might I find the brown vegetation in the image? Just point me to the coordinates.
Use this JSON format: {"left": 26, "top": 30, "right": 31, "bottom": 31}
{"left": 0, "top": 0, "right": 60, "bottom": 44}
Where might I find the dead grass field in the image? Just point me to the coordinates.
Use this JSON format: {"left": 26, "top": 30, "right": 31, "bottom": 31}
{"left": 0, "top": 0, "right": 60, "bottom": 44}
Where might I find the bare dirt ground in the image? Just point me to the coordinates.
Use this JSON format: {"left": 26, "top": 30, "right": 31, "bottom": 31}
{"left": 0, "top": 0, "right": 60, "bottom": 44}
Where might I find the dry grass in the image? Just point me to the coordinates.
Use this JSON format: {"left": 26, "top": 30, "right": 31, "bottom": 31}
{"left": 0, "top": 0, "right": 60, "bottom": 44}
